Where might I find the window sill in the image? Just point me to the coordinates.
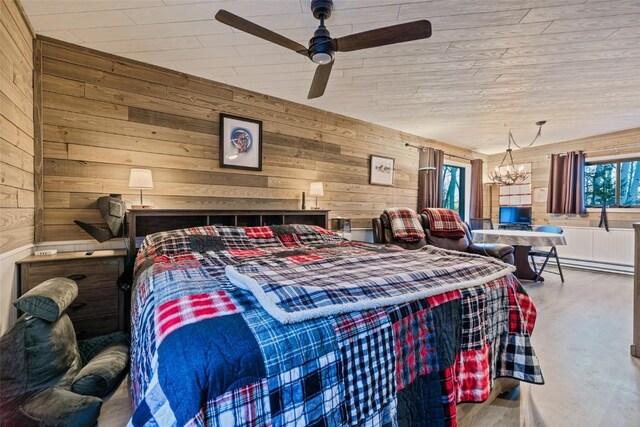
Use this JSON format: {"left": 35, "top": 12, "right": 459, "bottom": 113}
{"left": 586, "top": 207, "right": 640, "bottom": 213}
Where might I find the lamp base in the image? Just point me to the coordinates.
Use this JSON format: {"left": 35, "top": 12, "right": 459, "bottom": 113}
{"left": 311, "top": 206, "right": 321, "bottom": 210}
{"left": 130, "top": 204, "right": 153, "bottom": 209}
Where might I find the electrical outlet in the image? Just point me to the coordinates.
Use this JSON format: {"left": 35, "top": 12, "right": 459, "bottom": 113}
{"left": 34, "top": 249, "right": 58, "bottom": 256}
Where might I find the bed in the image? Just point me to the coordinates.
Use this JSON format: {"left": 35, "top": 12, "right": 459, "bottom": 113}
{"left": 128, "top": 224, "right": 543, "bottom": 426}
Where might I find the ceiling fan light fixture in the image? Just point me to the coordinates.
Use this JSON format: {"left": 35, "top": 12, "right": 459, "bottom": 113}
{"left": 309, "top": 26, "right": 334, "bottom": 65}
{"left": 311, "top": 52, "right": 333, "bottom": 64}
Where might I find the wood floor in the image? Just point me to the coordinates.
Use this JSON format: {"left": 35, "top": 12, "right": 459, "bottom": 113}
{"left": 461, "top": 267, "right": 640, "bottom": 426}
{"left": 99, "top": 267, "right": 640, "bottom": 426}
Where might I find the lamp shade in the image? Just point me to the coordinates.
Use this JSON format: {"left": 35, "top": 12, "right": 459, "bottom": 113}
{"left": 309, "top": 182, "right": 324, "bottom": 197}
{"left": 128, "top": 169, "right": 153, "bottom": 189}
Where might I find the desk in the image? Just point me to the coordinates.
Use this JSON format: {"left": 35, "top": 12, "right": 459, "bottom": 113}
{"left": 472, "top": 229, "right": 567, "bottom": 281}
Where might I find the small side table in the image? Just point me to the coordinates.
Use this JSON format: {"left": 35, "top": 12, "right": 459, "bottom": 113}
{"left": 17, "top": 249, "right": 126, "bottom": 337}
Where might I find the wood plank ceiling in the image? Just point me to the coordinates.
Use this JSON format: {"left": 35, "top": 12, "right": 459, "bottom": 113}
{"left": 21, "top": 0, "right": 640, "bottom": 154}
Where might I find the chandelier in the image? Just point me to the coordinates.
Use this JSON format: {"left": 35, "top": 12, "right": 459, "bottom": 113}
{"left": 488, "top": 120, "right": 546, "bottom": 185}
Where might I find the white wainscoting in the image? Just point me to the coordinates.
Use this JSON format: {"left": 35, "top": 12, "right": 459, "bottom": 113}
{"left": 557, "top": 226, "right": 635, "bottom": 274}
{"left": 351, "top": 228, "right": 374, "bottom": 243}
{"left": 353, "top": 225, "right": 634, "bottom": 274}
{"left": 0, "top": 244, "right": 34, "bottom": 334}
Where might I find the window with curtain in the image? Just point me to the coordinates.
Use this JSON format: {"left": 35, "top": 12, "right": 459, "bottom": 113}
{"left": 584, "top": 158, "right": 640, "bottom": 207}
{"left": 442, "top": 164, "right": 466, "bottom": 220}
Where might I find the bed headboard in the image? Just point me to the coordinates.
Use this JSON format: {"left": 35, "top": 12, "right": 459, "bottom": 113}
{"left": 126, "top": 209, "right": 330, "bottom": 250}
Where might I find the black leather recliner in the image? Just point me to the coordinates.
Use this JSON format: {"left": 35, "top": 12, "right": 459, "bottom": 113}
{"left": 372, "top": 212, "right": 515, "bottom": 265}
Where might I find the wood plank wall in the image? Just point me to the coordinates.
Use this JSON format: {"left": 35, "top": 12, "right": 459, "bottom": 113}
{"left": 485, "top": 128, "right": 640, "bottom": 228}
{"left": 0, "top": 0, "right": 35, "bottom": 253}
{"left": 37, "top": 36, "right": 475, "bottom": 241}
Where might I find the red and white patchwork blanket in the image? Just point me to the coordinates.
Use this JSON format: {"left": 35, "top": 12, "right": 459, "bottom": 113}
{"left": 384, "top": 207, "right": 425, "bottom": 242}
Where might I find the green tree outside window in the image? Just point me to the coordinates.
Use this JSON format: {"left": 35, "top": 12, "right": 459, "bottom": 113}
{"left": 584, "top": 159, "right": 639, "bottom": 207}
{"left": 442, "top": 165, "right": 465, "bottom": 220}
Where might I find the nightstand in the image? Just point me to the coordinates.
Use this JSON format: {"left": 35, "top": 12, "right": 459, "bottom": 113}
{"left": 16, "top": 249, "right": 126, "bottom": 338}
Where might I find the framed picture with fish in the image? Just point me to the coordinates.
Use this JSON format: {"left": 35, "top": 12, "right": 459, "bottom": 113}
{"left": 220, "top": 113, "right": 262, "bottom": 171}
{"left": 370, "top": 155, "right": 395, "bottom": 186}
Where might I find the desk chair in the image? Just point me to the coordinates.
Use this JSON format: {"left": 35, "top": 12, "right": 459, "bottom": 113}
{"left": 529, "top": 225, "right": 565, "bottom": 282}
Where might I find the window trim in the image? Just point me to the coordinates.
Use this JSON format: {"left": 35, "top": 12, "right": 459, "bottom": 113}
{"left": 584, "top": 156, "right": 640, "bottom": 208}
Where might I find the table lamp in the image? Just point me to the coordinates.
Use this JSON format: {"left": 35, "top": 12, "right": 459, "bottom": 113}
{"left": 309, "top": 182, "right": 324, "bottom": 209}
{"left": 129, "top": 168, "right": 153, "bottom": 209}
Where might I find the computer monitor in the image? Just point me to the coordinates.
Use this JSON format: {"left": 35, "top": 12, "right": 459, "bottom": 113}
{"left": 499, "top": 206, "right": 532, "bottom": 225}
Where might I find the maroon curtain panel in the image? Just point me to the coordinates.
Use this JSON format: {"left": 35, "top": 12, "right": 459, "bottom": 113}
{"left": 418, "top": 148, "right": 444, "bottom": 210}
{"left": 469, "top": 159, "right": 484, "bottom": 219}
{"left": 547, "top": 151, "right": 586, "bottom": 214}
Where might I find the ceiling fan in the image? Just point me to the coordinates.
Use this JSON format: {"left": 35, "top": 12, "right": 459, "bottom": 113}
{"left": 215, "top": 0, "right": 432, "bottom": 99}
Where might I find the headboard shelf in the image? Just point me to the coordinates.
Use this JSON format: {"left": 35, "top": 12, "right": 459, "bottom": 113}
{"left": 127, "top": 209, "right": 330, "bottom": 250}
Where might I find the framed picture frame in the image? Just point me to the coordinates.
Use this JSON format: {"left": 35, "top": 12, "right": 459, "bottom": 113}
{"left": 370, "top": 155, "right": 395, "bottom": 186}
{"left": 219, "top": 113, "right": 262, "bottom": 171}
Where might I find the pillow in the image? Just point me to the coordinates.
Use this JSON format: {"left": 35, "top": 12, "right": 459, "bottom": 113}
{"left": 277, "top": 224, "right": 344, "bottom": 245}
{"left": 244, "top": 226, "right": 283, "bottom": 248}
{"left": 14, "top": 278, "right": 78, "bottom": 322}
{"left": 189, "top": 235, "right": 224, "bottom": 252}
{"left": 216, "top": 226, "right": 256, "bottom": 250}
{"left": 72, "top": 343, "right": 129, "bottom": 398}
{"left": 271, "top": 225, "right": 303, "bottom": 247}
{"left": 291, "top": 224, "right": 325, "bottom": 244}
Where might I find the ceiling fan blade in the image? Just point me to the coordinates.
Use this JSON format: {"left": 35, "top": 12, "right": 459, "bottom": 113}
{"left": 333, "top": 20, "right": 432, "bottom": 52}
{"left": 308, "top": 62, "right": 334, "bottom": 99}
{"left": 215, "top": 10, "right": 309, "bottom": 57}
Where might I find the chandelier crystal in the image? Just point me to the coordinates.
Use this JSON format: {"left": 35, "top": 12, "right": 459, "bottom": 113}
{"left": 488, "top": 121, "right": 546, "bottom": 185}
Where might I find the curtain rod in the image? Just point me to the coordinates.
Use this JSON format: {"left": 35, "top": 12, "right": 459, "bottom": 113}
{"left": 404, "top": 143, "right": 473, "bottom": 161}
{"left": 551, "top": 144, "right": 640, "bottom": 157}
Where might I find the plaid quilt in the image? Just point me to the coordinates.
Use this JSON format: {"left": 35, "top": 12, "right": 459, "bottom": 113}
{"left": 129, "top": 224, "right": 543, "bottom": 427}
{"left": 422, "top": 208, "right": 466, "bottom": 238}
{"left": 384, "top": 207, "right": 425, "bottom": 242}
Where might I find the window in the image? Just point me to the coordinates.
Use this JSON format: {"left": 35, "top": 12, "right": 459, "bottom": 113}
{"left": 442, "top": 164, "right": 466, "bottom": 220}
{"left": 584, "top": 158, "right": 640, "bottom": 207}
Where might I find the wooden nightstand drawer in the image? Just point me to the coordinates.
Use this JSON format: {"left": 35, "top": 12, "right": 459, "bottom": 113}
{"left": 68, "top": 287, "right": 119, "bottom": 321}
{"left": 17, "top": 250, "right": 126, "bottom": 338}
{"left": 23, "top": 258, "right": 122, "bottom": 292}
